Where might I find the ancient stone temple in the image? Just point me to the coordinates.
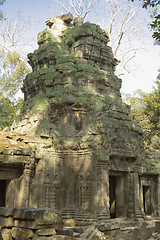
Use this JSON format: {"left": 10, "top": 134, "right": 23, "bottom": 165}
{"left": 0, "top": 14, "right": 160, "bottom": 238}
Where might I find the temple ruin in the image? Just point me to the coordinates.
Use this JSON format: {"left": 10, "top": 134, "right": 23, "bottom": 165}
{"left": 0, "top": 14, "right": 160, "bottom": 239}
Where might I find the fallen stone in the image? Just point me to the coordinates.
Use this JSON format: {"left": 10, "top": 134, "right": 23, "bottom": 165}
{"left": 0, "top": 233, "right": 2, "bottom": 240}
{"left": 45, "top": 17, "right": 64, "bottom": 28}
{"left": 80, "top": 225, "right": 106, "bottom": 240}
{"left": 63, "top": 219, "right": 76, "bottom": 227}
{"left": 73, "top": 232, "right": 81, "bottom": 237}
{"left": 58, "top": 13, "right": 73, "bottom": 24}
{"left": 36, "top": 228, "right": 56, "bottom": 236}
{"left": 0, "top": 216, "right": 13, "bottom": 228}
{"left": 138, "top": 222, "right": 151, "bottom": 240}
{"left": 96, "top": 222, "right": 120, "bottom": 232}
{"left": 1, "top": 228, "right": 12, "bottom": 240}
{"left": 13, "top": 208, "right": 63, "bottom": 230}
{"left": 33, "top": 236, "right": 75, "bottom": 240}
{"left": 56, "top": 229, "right": 73, "bottom": 236}
{"left": 155, "top": 221, "right": 160, "bottom": 233}
{"left": 11, "top": 227, "right": 34, "bottom": 240}
{"left": 73, "top": 17, "right": 83, "bottom": 26}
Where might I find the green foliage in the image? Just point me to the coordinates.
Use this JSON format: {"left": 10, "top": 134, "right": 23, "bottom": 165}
{"left": 0, "top": 98, "right": 24, "bottom": 129}
{"left": 0, "top": 0, "right": 5, "bottom": 20}
{"left": 124, "top": 76, "right": 160, "bottom": 149}
{"left": 21, "top": 91, "right": 48, "bottom": 114}
{"left": 143, "top": 156, "right": 160, "bottom": 174}
{"left": 132, "top": 0, "right": 160, "bottom": 42}
{"left": 0, "top": 49, "right": 31, "bottom": 101}
{"left": 150, "top": 12, "right": 160, "bottom": 42}
{"left": 140, "top": 0, "right": 160, "bottom": 8}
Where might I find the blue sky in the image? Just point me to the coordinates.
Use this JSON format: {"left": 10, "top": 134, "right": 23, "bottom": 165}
{"left": 1, "top": 0, "right": 160, "bottom": 95}
{"left": 2, "top": 0, "right": 56, "bottom": 30}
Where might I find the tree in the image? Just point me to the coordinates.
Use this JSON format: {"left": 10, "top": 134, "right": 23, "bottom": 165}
{"left": 150, "top": 9, "right": 160, "bottom": 42}
{"left": 0, "top": 15, "right": 32, "bottom": 102}
{"left": 54, "top": 0, "right": 146, "bottom": 76}
{"left": 54, "top": 0, "right": 96, "bottom": 19}
{"left": 0, "top": 49, "right": 30, "bottom": 101}
{"left": 124, "top": 75, "right": 160, "bottom": 149}
{"left": 0, "top": 0, "right": 6, "bottom": 20}
{"left": 132, "top": 0, "right": 160, "bottom": 42}
{"left": 0, "top": 98, "right": 23, "bottom": 129}
{"left": 94, "top": 0, "right": 144, "bottom": 76}
{"left": 0, "top": 12, "right": 31, "bottom": 127}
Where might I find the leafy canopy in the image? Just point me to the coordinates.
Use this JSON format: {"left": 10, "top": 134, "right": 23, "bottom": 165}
{"left": 0, "top": 98, "right": 23, "bottom": 129}
{"left": 125, "top": 75, "right": 160, "bottom": 149}
{"left": 132, "top": 0, "right": 160, "bottom": 42}
{"left": 0, "top": 0, "right": 6, "bottom": 20}
{"left": 0, "top": 49, "right": 30, "bottom": 101}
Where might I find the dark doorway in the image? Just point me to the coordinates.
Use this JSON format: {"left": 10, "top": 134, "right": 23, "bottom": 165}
{"left": 109, "top": 176, "right": 116, "bottom": 218}
{"left": 0, "top": 180, "right": 6, "bottom": 207}
{"left": 109, "top": 173, "right": 126, "bottom": 218}
{"left": 143, "top": 185, "right": 152, "bottom": 215}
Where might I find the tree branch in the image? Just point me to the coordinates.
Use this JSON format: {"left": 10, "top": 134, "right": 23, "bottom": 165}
{"left": 55, "top": 0, "right": 70, "bottom": 13}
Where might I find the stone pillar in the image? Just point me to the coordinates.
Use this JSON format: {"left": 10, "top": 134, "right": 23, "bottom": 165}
{"left": 139, "top": 177, "right": 145, "bottom": 216}
{"left": 20, "top": 161, "right": 34, "bottom": 207}
{"left": 97, "top": 162, "right": 110, "bottom": 222}
{"left": 127, "top": 173, "right": 135, "bottom": 218}
{"left": 44, "top": 172, "right": 55, "bottom": 209}
{"left": 133, "top": 166, "right": 143, "bottom": 220}
{"left": 116, "top": 175, "right": 124, "bottom": 217}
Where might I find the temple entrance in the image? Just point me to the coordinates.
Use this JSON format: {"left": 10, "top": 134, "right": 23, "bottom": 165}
{"left": 143, "top": 185, "right": 151, "bottom": 215}
{"left": 0, "top": 180, "right": 6, "bottom": 207}
{"left": 109, "top": 172, "right": 126, "bottom": 218}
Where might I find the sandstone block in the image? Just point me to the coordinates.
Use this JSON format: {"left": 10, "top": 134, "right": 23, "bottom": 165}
{"left": 58, "top": 13, "right": 73, "bottom": 24}
{"left": 45, "top": 17, "right": 65, "bottom": 28}
{"left": 80, "top": 225, "right": 106, "bottom": 240}
{"left": 73, "top": 17, "right": 83, "bottom": 26}
{"left": 33, "top": 236, "right": 75, "bottom": 240}
{"left": 12, "top": 209, "right": 63, "bottom": 230}
{"left": 0, "top": 231, "right": 2, "bottom": 240}
{"left": 96, "top": 222, "right": 120, "bottom": 232}
{"left": 63, "top": 219, "right": 76, "bottom": 227}
{"left": 1, "top": 229, "right": 12, "bottom": 240}
{"left": 11, "top": 227, "right": 34, "bottom": 239}
{"left": 56, "top": 229, "right": 73, "bottom": 236}
{"left": 155, "top": 221, "right": 160, "bottom": 233}
{"left": 0, "top": 216, "right": 13, "bottom": 228}
{"left": 36, "top": 228, "right": 56, "bottom": 236}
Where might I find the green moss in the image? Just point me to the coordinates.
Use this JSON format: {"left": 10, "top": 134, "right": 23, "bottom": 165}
{"left": 56, "top": 55, "right": 76, "bottom": 64}
{"left": 143, "top": 157, "right": 160, "bottom": 174}
{"left": 97, "top": 151, "right": 110, "bottom": 161}
{"left": 63, "top": 22, "right": 109, "bottom": 48}
{"left": 36, "top": 119, "right": 55, "bottom": 136}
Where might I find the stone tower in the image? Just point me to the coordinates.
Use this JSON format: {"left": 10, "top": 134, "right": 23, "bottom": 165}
{"left": 1, "top": 14, "right": 148, "bottom": 224}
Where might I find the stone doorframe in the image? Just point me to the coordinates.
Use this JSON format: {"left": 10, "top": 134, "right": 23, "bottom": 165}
{"left": 140, "top": 174, "right": 159, "bottom": 217}
{"left": 109, "top": 170, "right": 128, "bottom": 219}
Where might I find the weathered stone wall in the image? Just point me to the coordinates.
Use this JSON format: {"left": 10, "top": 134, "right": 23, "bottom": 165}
{"left": 0, "top": 130, "right": 35, "bottom": 209}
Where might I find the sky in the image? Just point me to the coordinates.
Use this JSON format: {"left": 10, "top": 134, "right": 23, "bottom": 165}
{"left": 1, "top": 0, "right": 160, "bottom": 96}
